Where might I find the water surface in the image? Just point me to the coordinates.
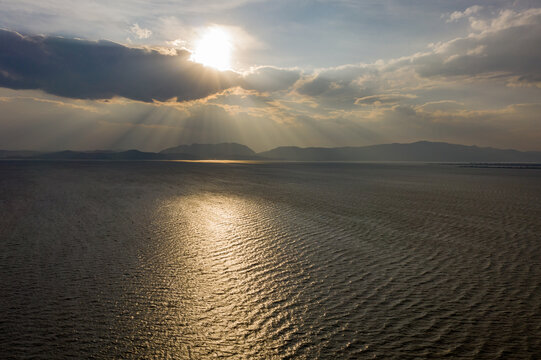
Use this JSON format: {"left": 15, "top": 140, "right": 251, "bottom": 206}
{"left": 1, "top": 161, "right": 540, "bottom": 358}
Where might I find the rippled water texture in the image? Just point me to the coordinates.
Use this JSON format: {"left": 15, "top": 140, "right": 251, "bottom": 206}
{"left": 1, "top": 161, "right": 541, "bottom": 359}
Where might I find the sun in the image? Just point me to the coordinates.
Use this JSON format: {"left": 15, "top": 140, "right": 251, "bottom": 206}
{"left": 190, "top": 27, "right": 232, "bottom": 71}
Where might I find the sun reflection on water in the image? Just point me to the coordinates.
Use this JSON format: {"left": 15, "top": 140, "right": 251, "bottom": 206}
{"left": 172, "top": 160, "right": 267, "bottom": 164}
{"left": 138, "top": 192, "right": 299, "bottom": 358}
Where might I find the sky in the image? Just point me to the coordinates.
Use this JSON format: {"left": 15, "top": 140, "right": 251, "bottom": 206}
{"left": 0, "top": 0, "right": 540, "bottom": 152}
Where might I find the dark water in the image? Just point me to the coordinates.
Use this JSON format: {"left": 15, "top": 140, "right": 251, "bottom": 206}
{"left": 1, "top": 161, "right": 541, "bottom": 359}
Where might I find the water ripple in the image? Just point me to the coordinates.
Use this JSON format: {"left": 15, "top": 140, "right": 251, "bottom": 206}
{"left": 1, "top": 161, "right": 540, "bottom": 358}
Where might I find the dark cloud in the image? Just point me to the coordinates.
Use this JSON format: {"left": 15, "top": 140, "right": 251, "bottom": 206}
{"left": 0, "top": 29, "right": 240, "bottom": 102}
{"left": 295, "top": 8, "right": 541, "bottom": 110}
{"left": 242, "top": 66, "right": 301, "bottom": 92}
{"left": 297, "top": 65, "right": 374, "bottom": 97}
{"left": 296, "top": 65, "right": 379, "bottom": 108}
{"left": 411, "top": 9, "right": 541, "bottom": 84}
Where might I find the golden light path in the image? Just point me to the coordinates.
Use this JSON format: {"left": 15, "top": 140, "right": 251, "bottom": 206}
{"left": 172, "top": 160, "right": 266, "bottom": 164}
{"left": 140, "top": 193, "right": 297, "bottom": 358}
{"left": 190, "top": 27, "right": 233, "bottom": 71}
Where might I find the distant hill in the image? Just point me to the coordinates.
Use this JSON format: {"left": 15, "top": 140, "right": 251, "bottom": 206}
{"left": 258, "top": 141, "right": 541, "bottom": 162}
{"left": 36, "top": 150, "right": 167, "bottom": 160}
{"left": 160, "top": 143, "right": 258, "bottom": 159}
{"left": 0, "top": 150, "right": 43, "bottom": 158}
{"left": 1, "top": 141, "right": 540, "bottom": 162}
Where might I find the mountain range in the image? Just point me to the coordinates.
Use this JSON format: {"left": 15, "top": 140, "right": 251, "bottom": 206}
{"left": 160, "top": 143, "right": 256, "bottom": 159}
{"left": 1, "top": 141, "right": 541, "bottom": 162}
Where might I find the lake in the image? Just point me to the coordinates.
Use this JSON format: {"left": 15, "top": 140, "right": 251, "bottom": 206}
{"left": 1, "top": 161, "right": 540, "bottom": 359}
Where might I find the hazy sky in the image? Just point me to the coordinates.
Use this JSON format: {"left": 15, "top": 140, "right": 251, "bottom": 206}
{"left": 1, "top": 0, "right": 540, "bottom": 151}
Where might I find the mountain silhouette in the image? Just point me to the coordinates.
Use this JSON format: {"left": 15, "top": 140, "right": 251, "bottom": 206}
{"left": 2, "top": 141, "right": 540, "bottom": 162}
{"left": 258, "top": 141, "right": 541, "bottom": 162}
{"left": 160, "top": 143, "right": 257, "bottom": 159}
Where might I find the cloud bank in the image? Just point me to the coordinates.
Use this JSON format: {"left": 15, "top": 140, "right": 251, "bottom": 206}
{"left": 297, "top": 7, "right": 541, "bottom": 109}
{"left": 0, "top": 6, "right": 540, "bottom": 151}
{"left": 0, "top": 30, "right": 240, "bottom": 102}
{"left": 0, "top": 29, "right": 304, "bottom": 102}
{"left": 412, "top": 8, "right": 541, "bottom": 85}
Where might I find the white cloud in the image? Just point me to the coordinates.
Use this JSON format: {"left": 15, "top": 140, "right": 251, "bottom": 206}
{"left": 446, "top": 5, "right": 482, "bottom": 22}
{"left": 355, "top": 93, "right": 417, "bottom": 105}
{"left": 471, "top": 8, "right": 541, "bottom": 33}
{"left": 402, "top": 8, "right": 541, "bottom": 87}
{"left": 130, "top": 23, "right": 152, "bottom": 39}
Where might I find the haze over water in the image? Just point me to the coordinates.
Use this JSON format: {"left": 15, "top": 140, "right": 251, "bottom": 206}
{"left": 1, "top": 161, "right": 540, "bottom": 358}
